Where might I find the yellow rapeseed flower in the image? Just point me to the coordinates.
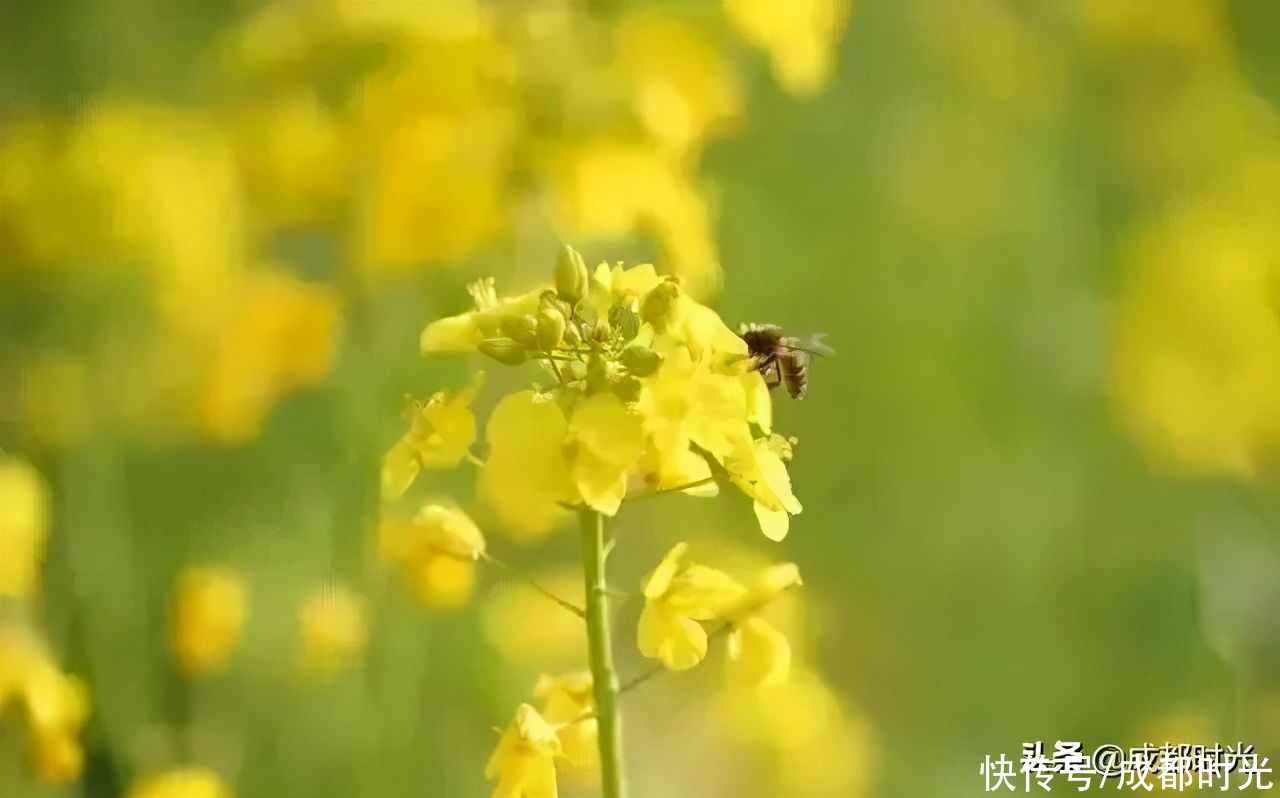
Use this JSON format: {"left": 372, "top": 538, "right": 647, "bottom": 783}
{"left": 637, "top": 543, "right": 746, "bottom": 671}
{"left": 0, "top": 455, "right": 49, "bottom": 600}
{"left": 722, "top": 562, "right": 802, "bottom": 687}
{"left": 0, "top": 624, "right": 90, "bottom": 784}
{"left": 382, "top": 374, "right": 484, "bottom": 500}
{"left": 717, "top": 669, "right": 876, "bottom": 797}
{"left": 485, "top": 703, "right": 562, "bottom": 798}
{"left": 723, "top": 0, "right": 852, "bottom": 97}
{"left": 726, "top": 617, "right": 792, "bottom": 688}
{"left": 1111, "top": 194, "right": 1280, "bottom": 478}
{"left": 566, "top": 393, "right": 644, "bottom": 516}
{"left": 554, "top": 142, "right": 721, "bottom": 299}
{"left": 613, "top": 13, "right": 742, "bottom": 156}
{"left": 170, "top": 567, "right": 248, "bottom": 678}
{"left": 126, "top": 767, "right": 234, "bottom": 798}
{"left": 479, "top": 391, "right": 576, "bottom": 540}
{"left": 723, "top": 434, "right": 804, "bottom": 542}
{"left": 420, "top": 279, "right": 545, "bottom": 354}
{"left": 298, "top": 583, "right": 368, "bottom": 674}
{"left": 483, "top": 567, "right": 586, "bottom": 671}
{"left": 533, "top": 672, "right": 597, "bottom": 776}
{"left": 379, "top": 503, "right": 487, "bottom": 608}
{"left": 421, "top": 254, "right": 804, "bottom": 541}
{"left": 200, "top": 271, "right": 342, "bottom": 444}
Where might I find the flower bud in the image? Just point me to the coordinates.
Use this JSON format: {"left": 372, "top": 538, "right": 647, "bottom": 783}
{"left": 608, "top": 305, "right": 641, "bottom": 342}
{"left": 477, "top": 338, "right": 527, "bottom": 365}
{"left": 611, "top": 375, "right": 643, "bottom": 403}
{"left": 620, "top": 345, "right": 662, "bottom": 378}
{"left": 500, "top": 314, "right": 539, "bottom": 349}
{"left": 537, "top": 307, "right": 566, "bottom": 350}
{"left": 563, "top": 322, "right": 583, "bottom": 347}
{"left": 640, "top": 279, "right": 680, "bottom": 331}
{"left": 554, "top": 244, "right": 589, "bottom": 305}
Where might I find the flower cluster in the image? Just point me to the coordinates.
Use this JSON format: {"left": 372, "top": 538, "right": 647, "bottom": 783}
{"left": 380, "top": 245, "right": 813, "bottom": 798}
{"left": 392, "top": 246, "right": 802, "bottom": 542}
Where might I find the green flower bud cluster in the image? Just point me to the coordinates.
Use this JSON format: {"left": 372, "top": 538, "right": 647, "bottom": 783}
{"left": 476, "top": 245, "right": 670, "bottom": 402}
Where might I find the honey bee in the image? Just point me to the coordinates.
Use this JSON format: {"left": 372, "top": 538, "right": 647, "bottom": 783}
{"left": 738, "top": 323, "right": 834, "bottom": 400}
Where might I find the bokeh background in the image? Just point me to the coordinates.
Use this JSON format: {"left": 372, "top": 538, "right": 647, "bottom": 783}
{"left": 5, "top": 1, "right": 1280, "bottom": 796}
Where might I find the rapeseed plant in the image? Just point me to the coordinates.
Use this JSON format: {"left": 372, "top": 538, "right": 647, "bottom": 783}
{"left": 384, "top": 246, "right": 808, "bottom": 797}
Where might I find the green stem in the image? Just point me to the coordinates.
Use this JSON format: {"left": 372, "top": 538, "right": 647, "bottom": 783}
{"left": 580, "top": 509, "right": 627, "bottom": 798}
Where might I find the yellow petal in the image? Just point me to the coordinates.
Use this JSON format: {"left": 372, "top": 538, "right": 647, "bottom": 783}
{"left": 420, "top": 312, "right": 481, "bottom": 353}
{"left": 637, "top": 602, "right": 707, "bottom": 671}
{"left": 480, "top": 391, "right": 574, "bottom": 540}
{"left": 665, "top": 564, "right": 748, "bottom": 619}
{"left": 0, "top": 456, "right": 49, "bottom": 600}
{"left": 409, "top": 553, "right": 476, "bottom": 609}
{"left": 417, "top": 503, "right": 487, "bottom": 559}
{"left": 568, "top": 393, "right": 644, "bottom": 515}
{"left": 727, "top": 617, "right": 791, "bottom": 687}
{"left": 570, "top": 448, "right": 629, "bottom": 516}
{"left": 298, "top": 583, "right": 367, "bottom": 673}
{"left": 380, "top": 437, "right": 421, "bottom": 500}
{"left": 641, "top": 542, "right": 688, "bottom": 599}
{"left": 487, "top": 704, "right": 562, "bottom": 798}
{"left": 755, "top": 501, "right": 790, "bottom": 542}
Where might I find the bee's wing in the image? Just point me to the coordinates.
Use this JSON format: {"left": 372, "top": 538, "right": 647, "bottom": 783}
{"left": 779, "top": 333, "right": 835, "bottom": 357}
{"left": 805, "top": 333, "right": 835, "bottom": 356}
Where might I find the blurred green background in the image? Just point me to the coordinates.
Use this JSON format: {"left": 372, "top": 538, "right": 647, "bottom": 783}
{"left": 5, "top": 1, "right": 1280, "bottom": 797}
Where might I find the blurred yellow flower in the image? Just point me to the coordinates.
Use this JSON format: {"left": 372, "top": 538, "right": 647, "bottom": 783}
{"left": 170, "top": 567, "right": 248, "bottom": 678}
{"left": 533, "top": 672, "right": 597, "bottom": 775}
{"left": 367, "top": 109, "right": 514, "bottom": 273}
{"left": 485, "top": 703, "right": 562, "bottom": 798}
{"left": 228, "top": 92, "right": 350, "bottom": 226}
{"left": 201, "top": 271, "right": 342, "bottom": 444}
{"left": 529, "top": 676, "right": 599, "bottom": 789}
{"left": 637, "top": 542, "right": 746, "bottom": 671}
{"left": 0, "top": 455, "right": 49, "bottom": 600}
{"left": 379, "top": 503, "right": 487, "bottom": 608}
{"left": 0, "top": 624, "right": 90, "bottom": 784}
{"left": 382, "top": 374, "right": 484, "bottom": 500}
{"left": 718, "top": 669, "right": 876, "bottom": 798}
{"left": 483, "top": 567, "right": 585, "bottom": 671}
{"left": 126, "top": 767, "right": 234, "bottom": 798}
{"left": 723, "top": 562, "right": 802, "bottom": 687}
{"left": 554, "top": 142, "right": 720, "bottom": 299}
{"left": 479, "top": 391, "right": 575, "bottom": 540}
{"left": 1111, "top": 193, "right": 1280, "bottom": 479}
{"left": 298, "top": 583, "right": 367, "bottom": 674}
{"left": 613, "top": 13, "right": 742, "bottom": 155}
{"left": 723, "top": 0, "right": 852, "bottom": 96}
{"left": 726, "top": 616, "right": 792, "bottom": 688}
